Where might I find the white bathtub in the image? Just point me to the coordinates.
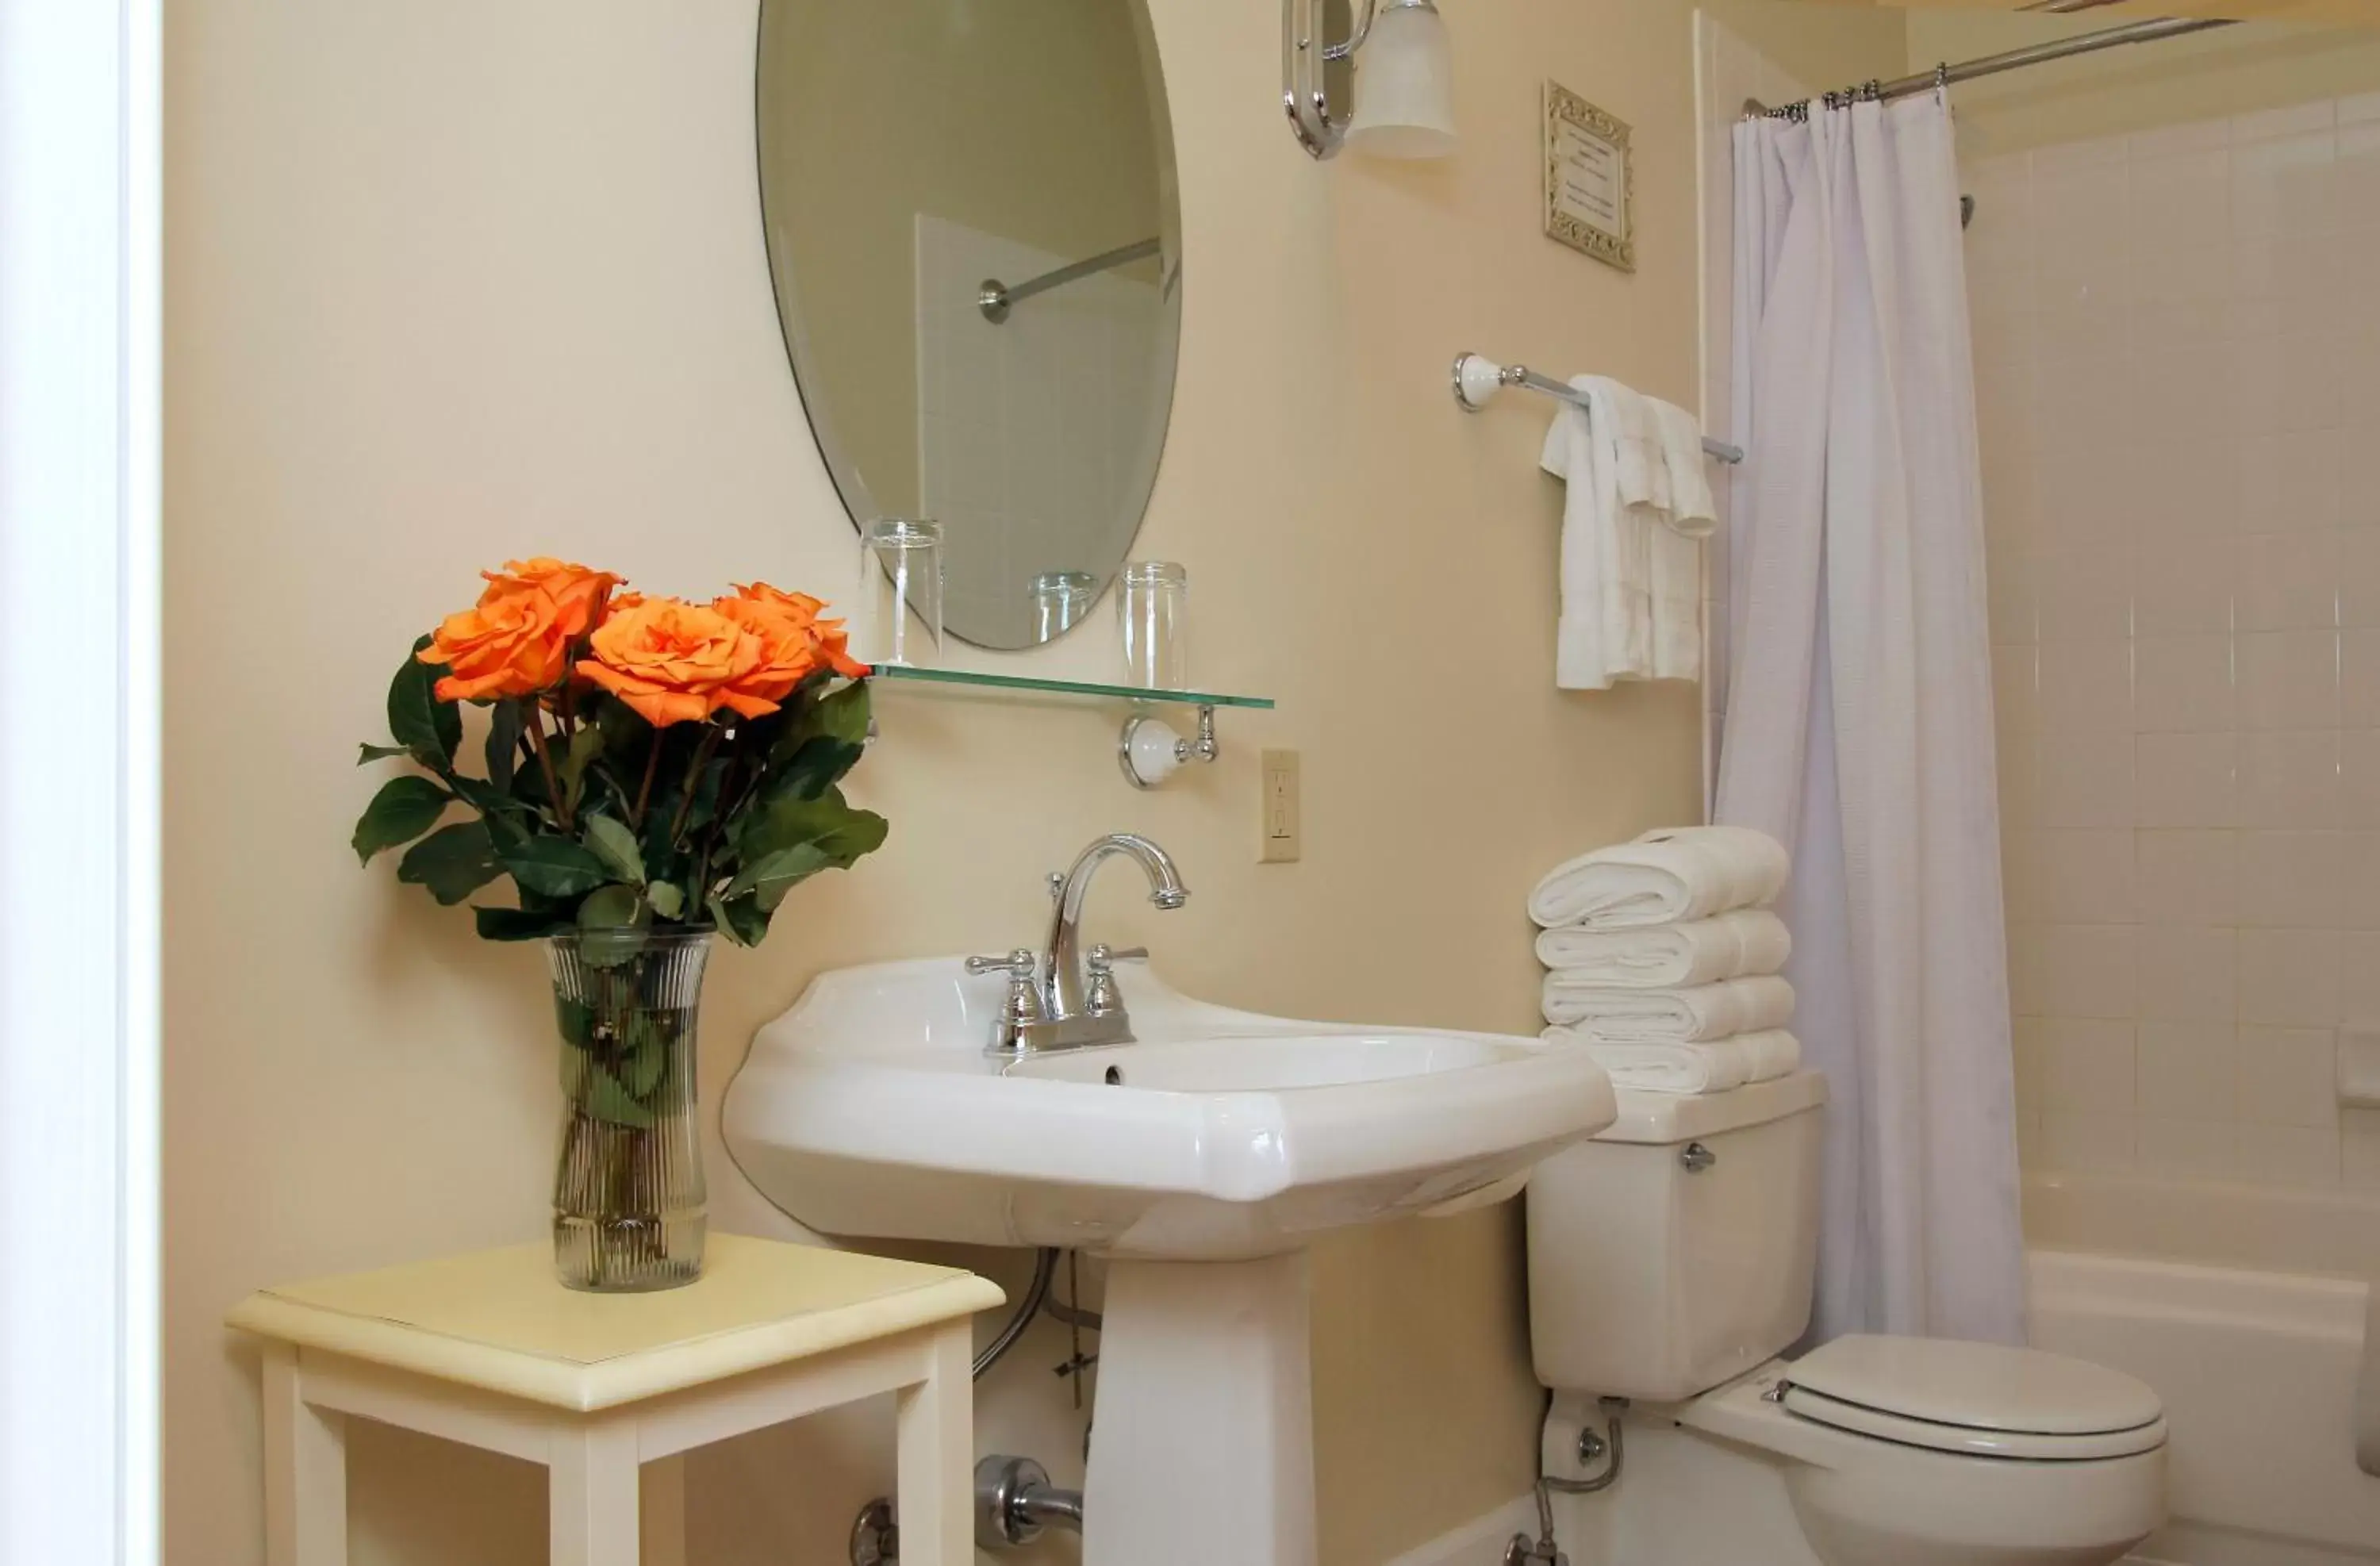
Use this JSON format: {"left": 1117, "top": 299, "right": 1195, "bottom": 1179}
{"left": 2025, "top": 1174, "right": 2380, "bottom": 1565}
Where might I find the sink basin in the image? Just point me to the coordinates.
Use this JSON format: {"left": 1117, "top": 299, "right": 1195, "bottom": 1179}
{"left": 722, "top": 954, "right": 1616, "bottom": 1566}
{"left": 723, "top": 956, "right": 1616, "bottom": 1261}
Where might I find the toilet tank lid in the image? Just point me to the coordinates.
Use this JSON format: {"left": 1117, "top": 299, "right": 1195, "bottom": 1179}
{"left": 1592, "top": 1069, "right": 1826, "bottom": 1145}
{"left": 1789, "top": 1334, "right": 2163, "bottom": 1436}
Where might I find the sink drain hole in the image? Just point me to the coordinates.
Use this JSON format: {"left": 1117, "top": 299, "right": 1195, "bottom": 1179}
{"left": 1104, "top": 1065, "right": 1123, "bottom": 1086}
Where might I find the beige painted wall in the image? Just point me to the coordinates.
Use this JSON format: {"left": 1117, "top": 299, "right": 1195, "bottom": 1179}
{"left": 162, "top": 4, "right": 1885, "bottom": 1563}
{"left": 1702, "top": 0, "right": 1911, "bottom": 98}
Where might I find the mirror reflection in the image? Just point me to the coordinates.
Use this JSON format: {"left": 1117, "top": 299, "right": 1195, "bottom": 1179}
{"left": 757, "top": 0, "right": 1182, "bottom": 651}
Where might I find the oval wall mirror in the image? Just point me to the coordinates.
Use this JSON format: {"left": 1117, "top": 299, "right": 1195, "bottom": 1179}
{"left": 756, "top": 0, "right": 1182, "bottom": 651}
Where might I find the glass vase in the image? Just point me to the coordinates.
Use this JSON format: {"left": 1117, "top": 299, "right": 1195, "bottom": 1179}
{"left": 546, "top": 929, "right": 710, "bottom": 1292}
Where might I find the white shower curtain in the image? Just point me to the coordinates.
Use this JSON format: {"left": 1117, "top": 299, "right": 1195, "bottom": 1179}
{"left": 1718, "top": 94, "right": 2025, "bottom": 1345}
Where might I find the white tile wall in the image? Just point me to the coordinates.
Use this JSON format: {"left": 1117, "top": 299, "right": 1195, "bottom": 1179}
{"left": 1977, "top": 96, "right": 2380, "bottom": 1188}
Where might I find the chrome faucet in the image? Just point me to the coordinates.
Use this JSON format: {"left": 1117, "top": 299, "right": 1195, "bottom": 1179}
{"left": 966, "top": 832, "right": 1188, "bottom": 1056}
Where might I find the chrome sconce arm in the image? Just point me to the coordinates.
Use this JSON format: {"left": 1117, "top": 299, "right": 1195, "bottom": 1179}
{"left": 1283, "top": 0, "right": 1378, "bottom": 158}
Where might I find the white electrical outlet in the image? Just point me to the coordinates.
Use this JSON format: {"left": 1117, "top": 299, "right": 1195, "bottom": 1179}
{"left": 1260, "top": 749, "right": 1301, "bottom": 863}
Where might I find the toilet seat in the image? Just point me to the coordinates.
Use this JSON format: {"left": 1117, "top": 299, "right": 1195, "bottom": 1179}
{"left": 1780, "top": 1335, "right": 2167, "bottom": 1462}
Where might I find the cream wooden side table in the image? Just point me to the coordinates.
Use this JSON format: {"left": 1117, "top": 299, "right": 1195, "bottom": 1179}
{"left": 228, "top": 1234, "right": 1003, "bottom": 1566}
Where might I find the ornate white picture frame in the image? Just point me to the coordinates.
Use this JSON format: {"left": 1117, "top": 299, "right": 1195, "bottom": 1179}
{"left": 1543, "top": 80, "right": 1635, "bottom": 273}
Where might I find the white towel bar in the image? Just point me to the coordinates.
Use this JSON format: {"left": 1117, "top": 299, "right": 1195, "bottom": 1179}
{"left": 1450, "top": 351, "right": 1745, "bottom": 465}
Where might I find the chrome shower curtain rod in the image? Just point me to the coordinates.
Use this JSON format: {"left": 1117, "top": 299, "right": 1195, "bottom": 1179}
{"left": 1762, "top": 13, "right": 2240, "bottom": 119}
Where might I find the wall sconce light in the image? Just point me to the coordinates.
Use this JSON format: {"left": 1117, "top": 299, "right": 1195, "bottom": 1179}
{"left": 1284, "top": 0, "right": 1458, "bottom": 161}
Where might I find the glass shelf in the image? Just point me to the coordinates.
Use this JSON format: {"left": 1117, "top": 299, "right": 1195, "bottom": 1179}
{"left": 871, "top": 664, "right": 1274, "bottom": 710}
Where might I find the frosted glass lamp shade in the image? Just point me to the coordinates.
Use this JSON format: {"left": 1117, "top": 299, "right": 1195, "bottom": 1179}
{"left": 1346, "top": 0, "right": 1457, "bottom": 159}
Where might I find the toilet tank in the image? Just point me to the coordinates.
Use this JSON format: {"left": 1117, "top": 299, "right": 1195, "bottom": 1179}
{"left": 1526, "top": 1071, "right": 1826, "bottom": 1402}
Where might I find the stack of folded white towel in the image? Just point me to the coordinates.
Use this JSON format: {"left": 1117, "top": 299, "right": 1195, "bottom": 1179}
{"left": 1529, "top": 825, "right": 1799, "bottom": 1095}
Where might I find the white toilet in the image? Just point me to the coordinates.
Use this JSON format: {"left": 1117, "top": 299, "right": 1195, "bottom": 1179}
{"left": 1526, "top": 1072, "right": 2167, "bottom": 1566}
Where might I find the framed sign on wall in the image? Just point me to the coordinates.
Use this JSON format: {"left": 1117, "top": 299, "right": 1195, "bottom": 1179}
{"left": 1543, "top": 80, "right": 1634, "bottom": 273}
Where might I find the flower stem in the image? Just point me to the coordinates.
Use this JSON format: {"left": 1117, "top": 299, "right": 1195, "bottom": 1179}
{"left": 664, "top": 727, "right": 724, "bottom": 850}
{"left": 631, "top": 734, "right": 662, "bottom": 829}
{"left": 527, "top": 719, "right": 570, "bottom": 830}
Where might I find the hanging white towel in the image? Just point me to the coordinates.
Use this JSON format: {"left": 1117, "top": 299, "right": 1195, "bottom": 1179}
{"left": 1649, "top": 397, "right": 1719, "bottom": 539}
{"left": 1540, "top": 378, "right": 1698, "bottom": 689}
{"left": 1541, "top": 973, "right": 1796, "bottom": 1038}
{"left": 1536, "top": 908, "right": 1792, "bottom": 987}
{"left": 1545, "top": 1029, "right": 1802, "bottom": 1095}
{"left": 1645, "top": 397, "right": 1711, "bottom": 681}
{"left": 1528, "top": 825, "right": 1791, "bottom": 930}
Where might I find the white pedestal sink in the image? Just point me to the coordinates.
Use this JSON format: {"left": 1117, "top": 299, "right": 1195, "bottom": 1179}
{"left": 723, "top": 957, "right": 1617, "bottom": 1566}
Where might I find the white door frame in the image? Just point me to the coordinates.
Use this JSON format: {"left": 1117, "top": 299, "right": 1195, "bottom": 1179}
{"left": 0, "top": 2, "right": 163, "bottom": 1562}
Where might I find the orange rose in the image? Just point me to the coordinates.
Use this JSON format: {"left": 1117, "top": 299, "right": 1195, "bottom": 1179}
{"left": 481, "top": 557, "right": 621, "bottom": 638}
{"left": 712, "top": 583, "right": 869, "bottom": 716}
{"left": 575, "top": 597, "right": 763, "bottom": 727}
{"left": 417, "top": 580, "right": 570, "bottom": 701}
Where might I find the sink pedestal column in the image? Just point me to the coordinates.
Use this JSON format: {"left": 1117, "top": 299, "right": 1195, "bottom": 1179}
{"left": 1081, "top": 1252, "right": 1317, "bottom": 1566}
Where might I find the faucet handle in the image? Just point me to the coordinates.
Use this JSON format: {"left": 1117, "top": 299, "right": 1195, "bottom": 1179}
{"left": 1084, "top": 945, "right": 1130, "bottom": 1017}
{"left": 967, "top": 950, "right": 1046, "bottom": 1052}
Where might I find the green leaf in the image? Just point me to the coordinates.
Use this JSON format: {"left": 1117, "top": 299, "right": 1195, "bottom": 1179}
{"left": 763, "top": 681, "right": 872, "bottom": 802}
{"left": 622, "top": 1038, "right": 668, "bottom": 1099}
{"left": 559, "top": 726, "right": 605, "bottom": 814}
{"left": 575, "top": 882, "right": 651, "bottom": 968}
{"left": 788, "top": 677, "right": 871, "bottom": 752}
{"left": 357, "top": 743, "right": 409, "bottom": 766}
{"left": 396, "top": 820, "right": 501, "bottom": 906}
{"left": 582, "top": 815, "right": 646, "bottom": 885}
{"left": 725, "top": 842, "right": 833, "bottom": 913}
{"left": 498, "top": 837, "right": 612, "bottom": 899}
{"left": 554, "top": 995, "right": 596, "bottom": 1050}
{"left": 645, "top": 881, "right": 685, "bottom": 920}
{"left": 387, "top": 635, "right": 461, "bottom": 768}
{"left": 576, "top": 882, "right": 645, "bottom": 929}
{"left": 706, "top": 892, "right": 770, "bottom": 948}
{"left": 563, "top": 1059, "right": 655, "bottom": 1129}
{"left": 474, "top": 906, "right": 571, "bottom": 942}
{"left": 484, "top": 700, "right": 524, "bottom": 794}
{"left": 443, "top": 770, "right": 519, "bottom": 818}
{"left": 735, "top": 785, "right": 889, "bottom": 873}
{"left": 770, "top": 737, "right": 865, "bottom": 806}
{"left": 351, "top": 775, "right": 451, "bottom": 865}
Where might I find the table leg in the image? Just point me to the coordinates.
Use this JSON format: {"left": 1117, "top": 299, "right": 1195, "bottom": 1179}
{"left": 893, "top": 1322, "right": 974, "bottom": 1566}
{"left": 550, "top": 1421, "right": 641, "bottom": 1566}
{"left": 640, "top": 1453, "right": 687, "bottom": 1566}
{"left": 261, "top": 1343, "right": 347, "bottom": 1566}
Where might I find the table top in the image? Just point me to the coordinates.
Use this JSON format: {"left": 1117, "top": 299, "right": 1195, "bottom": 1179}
{"left": 228, "top": 1234, "right": 1004, "bottom": 1412}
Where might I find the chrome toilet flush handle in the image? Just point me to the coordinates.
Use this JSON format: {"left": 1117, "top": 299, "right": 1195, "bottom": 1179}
{"left": 1679, "top": 1142, "right": 1718, "bottom": 1173}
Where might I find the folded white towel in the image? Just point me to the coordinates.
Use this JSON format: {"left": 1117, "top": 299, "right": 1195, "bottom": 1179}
{"left": 1541, "top": 378, "right": 1698, "bottom": 690}
{"left": 1536, "top": 908, "right": 1791, "bottom": 987}
{"left": 1649, "top": 397, "right": 1719, "bottom": 539}
{"left": 1541, "top": 973, "right": 1795, "bottom": 1038}
{"left": 1528, "top": 825, "right": 1791, "bottom": 930}
{"left": 1544, "top": 1029, "right": 1802, "bottom": 1095}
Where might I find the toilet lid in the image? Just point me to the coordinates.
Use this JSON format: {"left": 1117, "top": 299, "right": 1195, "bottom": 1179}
{"left": 1783, "top": 1335, "right": 2163, "bottom": 1456}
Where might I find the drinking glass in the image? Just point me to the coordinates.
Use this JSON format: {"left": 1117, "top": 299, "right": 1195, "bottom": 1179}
{"left": 852, "top": 518, "right": 943, "bottom": 667}
{"left": 1119, "top": 561, "right": 1188, "bottom": 689}
{"left": 1031, "top": 570, "right": 1097, "bottom": 643}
